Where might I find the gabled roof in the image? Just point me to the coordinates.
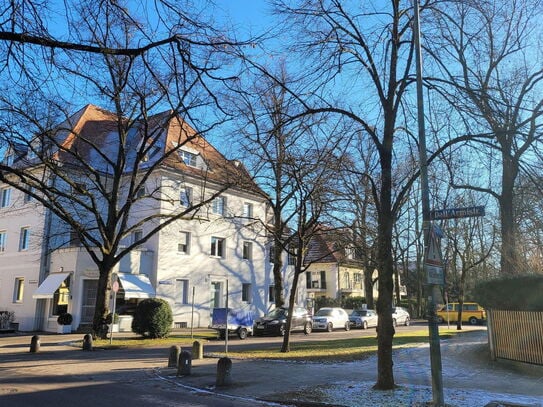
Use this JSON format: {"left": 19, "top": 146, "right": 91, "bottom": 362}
{"left": 45, "top": 104, "right": 262, "bottom": 195}
{"left": 304, "top": 226, "right": 364, "bottom": 267}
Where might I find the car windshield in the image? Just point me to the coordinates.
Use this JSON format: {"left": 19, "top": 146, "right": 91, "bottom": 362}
{"left": 315, "top": 309, "right": 333, "bottom": 316}
{"left": 266, "top": 308, "right": 287, "bottom": 318}
{"left": 351, "top": 310, "right": 368, "bottom": 317}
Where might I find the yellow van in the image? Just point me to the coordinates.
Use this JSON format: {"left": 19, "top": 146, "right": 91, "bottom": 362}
{"left": 436, "top": 302, "right": 486, "bottom": 325}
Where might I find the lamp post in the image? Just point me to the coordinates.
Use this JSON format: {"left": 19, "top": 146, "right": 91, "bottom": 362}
{"left": 413, "top": 1, "right": 445, "bottom": 405}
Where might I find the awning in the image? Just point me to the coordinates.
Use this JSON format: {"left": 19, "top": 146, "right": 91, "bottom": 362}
{"left": 117, "top": 273, "right": 155, "bottom": 299}
{"left": 33, "top": 272, "right": 70, "bottom": 299}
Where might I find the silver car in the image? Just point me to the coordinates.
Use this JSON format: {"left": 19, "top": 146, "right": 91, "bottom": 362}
{"left": 312, "top": 307, "right": 350, "bottom": 332}
{"left": 349, "top": 309, "right": 378, "bottom": 329}
{"left": 392, "top": 306, "right": 410, "bottom": 326}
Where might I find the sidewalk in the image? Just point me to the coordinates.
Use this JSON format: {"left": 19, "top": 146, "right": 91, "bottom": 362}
{"left": 1, "top": 329, "right": 542, "bottom": 406}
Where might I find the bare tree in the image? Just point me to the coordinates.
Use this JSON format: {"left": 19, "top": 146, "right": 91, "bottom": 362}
{"left": 0, "top": 0, "right": 252, "bottom": 336}
{"left": 426, "top": 0, "right": 543, "bottom": 275}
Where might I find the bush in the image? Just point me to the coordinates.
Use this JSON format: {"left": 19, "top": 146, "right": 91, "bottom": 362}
{"left": 131, "top": 298, "right": 173, "bottom": 338}
{"left": 57, "top": 312, "right": 73, "bottom": 325}
{"left": 105, "top": 312, "right": 119, "bottom": 324}
{"left": 342, "top": 296, "right": 366, "bottom": 310}
{"left": 314, "top": 296, "right": 342, "bottom": 311}
{"left": 473, "top": 274, "right": 543, "bottom": 311}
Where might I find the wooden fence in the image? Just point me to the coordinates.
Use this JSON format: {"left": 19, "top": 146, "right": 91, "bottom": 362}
{"left": 487, "top": 309, "right": 543, "bottom": 365}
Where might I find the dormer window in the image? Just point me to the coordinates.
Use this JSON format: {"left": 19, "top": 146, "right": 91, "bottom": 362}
{"left": 180, "top": 150, "right": 198, "bottom": 167}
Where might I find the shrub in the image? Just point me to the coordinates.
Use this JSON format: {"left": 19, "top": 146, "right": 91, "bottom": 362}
{"left": 57, "top": 312, "right": 73, "bottom": 325}
{"left": 105, "top": 312, "right": 119, "bottom": 324}
{"left": 342, "top": 296, "right": 366, "bottom": 310}
{"left": 131, "top": 298, "right": 173, "bottom": 338}
{"left": 473, "top": 274, "right": 543, "bottom": 311}
{"left": 314, "top": 297, "right": 342, "bottom": 311}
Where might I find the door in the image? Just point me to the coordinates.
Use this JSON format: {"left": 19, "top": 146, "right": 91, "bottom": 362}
{"left": 81, "top": 279, "right": 98, "bottom": 324}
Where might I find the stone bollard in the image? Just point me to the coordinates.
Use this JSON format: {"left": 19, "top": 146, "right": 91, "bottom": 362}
{"left": 82, "top": 334, "right": 93, "bottom": 351}
{"left": 192, "top": 340, "right": 203, "bottom": 360}
{"left": 177, "top": 350, "right": 192, "bottom": 376}
{"left": 216, "top": 357, "right": 232, "bottom": 387}
{"left": 168, "top": 345, "right": 180, "bottom": 368}
{"left": 29, "top": 335, "right": 40, "bottom": 353}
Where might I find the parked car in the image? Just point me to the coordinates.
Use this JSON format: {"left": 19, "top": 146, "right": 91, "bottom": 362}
{"left": 349, "top": 309, "right": 378, "bottom": 329}
{"left": 253, "top": 306, "right": 312, "bottom": 336}
{"left": 312, "top": 307, "right": 350, "bottom": 332}
{"left": 436, "top": 302, "right": 486, "bottom": 325}
{"left": 392, "top": 306, "right": 410, "bottom": 327}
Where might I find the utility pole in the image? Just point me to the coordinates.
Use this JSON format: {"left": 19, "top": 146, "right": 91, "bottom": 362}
{"left": 413, "top": 1, "right": 445, "bottom": 405}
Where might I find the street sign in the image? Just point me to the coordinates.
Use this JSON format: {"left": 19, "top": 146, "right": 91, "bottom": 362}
{"left": 425, "top": 223, "right": 445, "bottom": 285}
{"left": 430, "top": 205, "right": 485, "bottom": 220}
{"left": 425, "top": 264, "right": 444, "bottom": 285}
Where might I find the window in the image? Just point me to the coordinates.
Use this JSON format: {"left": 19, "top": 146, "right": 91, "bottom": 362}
{"left": 211, "top": 237, "right": 225, "bottom": 258}
{"left": 132, "top": 229, "right": 143, "bottom": 245}
{"left": 175, "top": 279, "right": 189, "bottom": 304}
{"left": 180, "top": 187, "right": 193, "bottom": 207}
{"left": 136, "top": 186, "right": 146, "bottom": 198}
{"left": 288, "top": 247, "right": 297, "bottom": 266}
{"left": 212, "top": 196, "right": 225, "bottom": 215}
{"left": 1, "top": 187, "right": 11, "bottom": 208}
{"left": 180, "top": 150, "right": 198, "bottom": 167}
{"left": 13, "top": 278, "right": 24, "bottom": 302}
{"left": 268, "top": 285, "right": 275, "bottom": 302}
{"left": 306, "top": 271, "right": 327, "bottom": 289}
{"left": 243, "top": 202, "right": 253, "bottom": 218}
{"left": 24, "top": 187, "right": 34, "bottom": 203}
{"left": 178, "top": 231, "right": 190, "bottom": 254}
{"left": 19, "top": 227, "right": 30, "bottom": 251}
{"left": 242, "top": 283, "right": 252, "bottom": 303}
{"left": 242, "top": 241, "right": 253, "bottom": 260}
{"left": 269, "top": 245, "right": 275, "bottom": 263}
{"left": 0, "top": 231, "right": 6, "bottom": 252}
{"left": 354, "top": 273, "right": 362, "bottom": 284}
{"left": 4, "top": 154, "right": 14, "bottom": 166}
{"left": 69, "top": 229, "right": 81, "bottom": 247}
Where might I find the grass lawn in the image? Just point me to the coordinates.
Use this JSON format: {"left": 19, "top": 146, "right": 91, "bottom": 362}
{"left": 83, "top": 328, "right": 462, "bottom": 363}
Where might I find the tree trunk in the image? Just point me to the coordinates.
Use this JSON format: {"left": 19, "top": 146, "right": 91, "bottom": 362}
{"left": 92, "top": 261, "right": 114, "bottom": 338}
{"left": 500, "top": 153, "right": 519, "bottom": 275}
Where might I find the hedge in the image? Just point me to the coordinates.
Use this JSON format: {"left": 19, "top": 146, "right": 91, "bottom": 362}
{"left": 473, "top": 274, "right": 543, "bottom": 311}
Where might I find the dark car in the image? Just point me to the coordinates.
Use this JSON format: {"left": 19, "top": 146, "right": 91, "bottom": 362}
{"left": 253, "top": 306, "right": 312, "bottom": 336}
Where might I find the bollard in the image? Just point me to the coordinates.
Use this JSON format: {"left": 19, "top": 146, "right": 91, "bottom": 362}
{"left": 177, "top": 350, "right": 192, "bottom": 376}
{"left": 168, "top": 345, "right": 181, "bottom": 368}
{"left": 82, "top": 334, "right": 93, "bottom": 351}
{"left": 192, "top": 340, "right": 203, "bottom": 360}
{"left": 216, "top": 357, "right": 232, "bottom": 387}
{"left": 29, "top": 335, "right": 40, "bottom": 353}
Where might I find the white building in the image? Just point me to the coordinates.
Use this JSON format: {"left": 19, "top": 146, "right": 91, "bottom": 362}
{"left": 0, "top": 105, "right": 301, "bottom": 332}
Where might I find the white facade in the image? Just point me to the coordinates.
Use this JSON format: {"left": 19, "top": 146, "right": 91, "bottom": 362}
{"left": 0, "top": 106, "right": 304, "bottom": 332}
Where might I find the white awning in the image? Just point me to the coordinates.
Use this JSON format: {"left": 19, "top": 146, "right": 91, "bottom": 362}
{"left": 117, "top": 273, "right": 155, "bottom": 299}
{"left": 33, "top": 273, "right": 70, "bottom": 299}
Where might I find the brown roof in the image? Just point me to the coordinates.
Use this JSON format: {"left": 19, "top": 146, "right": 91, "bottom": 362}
{"left": 52, "top": 104, "right": 262, "bottom": 195}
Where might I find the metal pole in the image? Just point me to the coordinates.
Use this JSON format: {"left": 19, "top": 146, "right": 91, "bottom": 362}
{"left": 191, "top": 286, "right": 195, "bottom": 339}
{"left": 413, "top": 1, "right": 445, "bottom": 405}
{"left": 225, "top": 279, "right": 229, "bottom": 356}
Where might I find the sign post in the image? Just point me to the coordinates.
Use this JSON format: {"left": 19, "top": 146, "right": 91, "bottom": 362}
{"left": 110, "top": 277, "right": 119, "bottom": 345}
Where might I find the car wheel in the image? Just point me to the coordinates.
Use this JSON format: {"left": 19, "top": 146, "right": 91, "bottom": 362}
{"left": 404, "top": 317, "right": 410, "bottom": 326}
{"left": 468, "top": 317, "right": 478, "bottom": 325}
{"left": 437, "top": 316, "right": 444, "bottom": 324}
{"left": 344, "top": 321, "right": 350, "bottom": 331}
{"left": 303, "top": 322, "right": 312, "bottom": 335}
{"left": 362, "top": 321, "right": 368, "bottom": 330}
{"left": 326, "top": 322, "right": 333, "bottom": 332}
{"left": 238, "top": 328, "right": 248, "bottom": 340}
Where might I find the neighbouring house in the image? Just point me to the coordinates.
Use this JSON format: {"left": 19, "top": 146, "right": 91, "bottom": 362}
{"left": 302, "top": 227, "right": 407, "bottom": 308}
{"left": 0, "top": 104, "right": 300, "bottom": 332}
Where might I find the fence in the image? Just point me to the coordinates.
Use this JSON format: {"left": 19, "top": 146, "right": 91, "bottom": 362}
{"left": 487, "top": 309, "right": 543, "bottom": 366}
